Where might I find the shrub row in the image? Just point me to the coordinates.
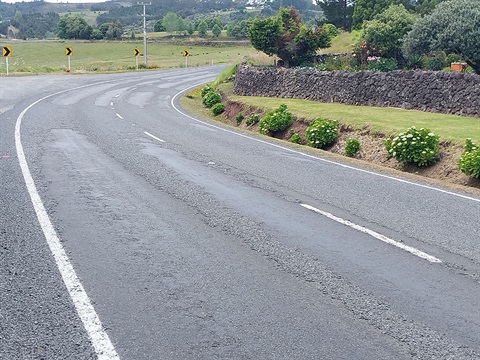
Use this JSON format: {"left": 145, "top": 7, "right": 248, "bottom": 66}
{"left": 201, "top": 85, "right": 224, "bottom": 116}
{"left": 231, "top": 103, "right": 478, "bottom": 180}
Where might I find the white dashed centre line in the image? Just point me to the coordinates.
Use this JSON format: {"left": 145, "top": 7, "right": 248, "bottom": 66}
{"left": 116, "top": 113, "right": 124, "bottom": 119}
{"left": 300, "top": 203, "right": 442, "bottom": 264}
{"left": 144, "top": 131, "right": 165, "bottom": 143}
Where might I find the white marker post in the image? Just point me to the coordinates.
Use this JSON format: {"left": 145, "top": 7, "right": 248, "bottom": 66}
{"left": 185, "top": 56, "right": 188, "bottom": 68}
{"left": 65, "top": 47, "right": 73, "bottom": 73}
{"left": 2, "top": 46, "right": 11, "bottom": 75}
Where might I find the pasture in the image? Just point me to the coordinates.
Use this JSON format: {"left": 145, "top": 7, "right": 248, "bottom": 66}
{"left": 0, "top": 40, "right": 272, "bottom": 75}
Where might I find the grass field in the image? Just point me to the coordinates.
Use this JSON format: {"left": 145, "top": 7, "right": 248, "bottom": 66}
{"left": 0, "top": 29, "right": 357, "bottom": 75}
{"left": 0, "top": 40, "right": 272, "bottom": 75}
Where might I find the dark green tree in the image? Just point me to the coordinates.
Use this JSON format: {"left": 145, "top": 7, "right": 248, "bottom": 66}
{"left": 99, "top": 21, "right": 123, "bottom": 40}
{"left": 57, "top": 15, "right": 92, "bottom": 39}
{"left": 211, "top": 23, "right": 222, "bottom": 37}
{"left": 414, "top": 0, "right": 444, "bottom": 15}
{"left": 352, "top": 0, "right": 406, "bottom": 29}
{"left": 248, "top": 7, "right": 330, "bottom": 67}
{"left": 403, "top": 0, "right": 480, "bottom": 74}
{"left": 316, "top": 0, "right": 354, "bottom": 30}
{"left": 154, "top": 19, "right": 165, "bottom": 32}
{"left": 362, "top": 4, "right": 417, "bottom": 60}
{"left": 197, "top": 20, "right": 207, "bottom": 37}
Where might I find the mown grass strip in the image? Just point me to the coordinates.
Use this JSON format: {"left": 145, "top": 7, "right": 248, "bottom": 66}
{"left": 224, "top": 84, "right": 480, "bottom": 144}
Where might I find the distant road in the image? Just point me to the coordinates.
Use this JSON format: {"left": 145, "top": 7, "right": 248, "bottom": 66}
{"left": 1, "top": 67, "right": 479, "bottom": 359}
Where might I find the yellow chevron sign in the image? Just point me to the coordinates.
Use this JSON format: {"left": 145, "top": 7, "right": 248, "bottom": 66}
{"left": 2, "top": 46, "right": 12, "bottom": 57}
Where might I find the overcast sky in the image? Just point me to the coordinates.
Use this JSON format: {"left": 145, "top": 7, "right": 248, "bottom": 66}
{"left": 1, "top": 0, "right": 108, "bottom": 3}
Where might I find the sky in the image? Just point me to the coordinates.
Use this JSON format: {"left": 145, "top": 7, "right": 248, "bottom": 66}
{"left": 1, "top": 0, "right": 109, "bottom": 3}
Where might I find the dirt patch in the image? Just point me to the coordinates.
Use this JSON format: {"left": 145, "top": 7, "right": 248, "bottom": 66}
{"left": 221, "top": 98, "right": 480, "bottom": 192}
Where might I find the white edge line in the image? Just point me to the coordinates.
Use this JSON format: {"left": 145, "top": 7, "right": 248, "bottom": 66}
{"left": 300, "top": 203, "right": 442, "bottom": 264}
{"left": 144, "top": 131, "right": 165, "bottom": 143}
{"left": 15, "top": 86, "right": 120, "bottom": 359}
{"left": 116, "top": 113, "right": 124, "bottom": 120}
{"left": 170, "top": 84, "right": 480, "bottom": 204}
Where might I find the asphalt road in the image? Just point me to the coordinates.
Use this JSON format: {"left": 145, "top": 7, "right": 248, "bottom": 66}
{"left": 1, "top": 67, "right": 479, "bottom": 360}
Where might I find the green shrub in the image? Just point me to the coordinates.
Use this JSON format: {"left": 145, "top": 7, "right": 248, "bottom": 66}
{"left": 345, "top": 138, "right": 361, "bottom": 157}
{"left": 408, "top": 54, "right": 426, "bottom": 69}
{"left": 211, "top": 103, "right": 225, "bottom": 116}
{"left": 201, "top": 85, "right": 212, "bottom": 98}
{"left": 202, "top": 91, "right": 222, "bottom": 108}
{"left": 446, "top": 53, "right": 460, "bottom": 66}
{"left": 258, "top": 104, "right": 293, "bottom": 135}
{"left": 458, "top": 139, "right": 480, "bottom": 178}
{"left": 245, "top": 114, "right": 259, "bottom": 126}
{"left": 427, "top": 57, "right": 444, "bottom": 71}
{"left": 384, "top": 127, "right": 439, "bottom": 166}
{"left": 290, "top": 133, "right": 302, "bottom": 144}
{"left": 366, "top": 57, "right": 398, "bottom": 72}
{"left": 305, "top": 118, "right": 338, "bottom": 148}
{"left": 235, "top": 112, "right": 244, "bottom": 124}
{"left": 322, "top": 23, "right": 339, "bottom": 38}
{"left": 427, "top": 51, "right": 446, "bottom": 71}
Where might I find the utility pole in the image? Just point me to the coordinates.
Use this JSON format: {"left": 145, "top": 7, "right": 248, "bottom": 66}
{"left": 138, "top": 2, "right": 151, "bottom": 66}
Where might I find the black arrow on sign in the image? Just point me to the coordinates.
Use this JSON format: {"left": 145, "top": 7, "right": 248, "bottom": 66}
{"left": 3, "top": 47, "right": 10, "bottom": 57}
{"left": 66, "top": 48, "right": 72, "bottom": 56}
{"left": 134, "top": 48, "right": 140, "bottom": 56}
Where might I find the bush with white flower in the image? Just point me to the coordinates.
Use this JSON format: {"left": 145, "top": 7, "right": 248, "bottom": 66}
{"left": 305, "top": 118, "right": 338, "bottom": 148}
{"left": 258, "top": 104, "right": 293, "bottom": 135}
{"left": 458, "top": 138, "right": 480, "bottom": 179}
{"left": 384, "top": 127, "right": 439, "bottom": 166}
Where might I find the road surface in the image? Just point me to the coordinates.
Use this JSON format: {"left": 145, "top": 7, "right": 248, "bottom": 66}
{"left": 1, "top": 67, "right": 479, "bottom": 359}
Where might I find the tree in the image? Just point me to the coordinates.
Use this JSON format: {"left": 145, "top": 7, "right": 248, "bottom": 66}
{"left": 211, "top": 23, "right": 222, "bottom": 37}
{"left": 248, "top": 7, "right": 330, "bottom": 67}
{"left": 57, "top": 15, "right": 92, "bottom": 39}
{"left": 161, "top": 12, "right": 185, "bottom": 33}
{"left": 197, "top": 20, "right": 207, "bottom": 37}
{"left": 362, "top": 4, "right": 417, "bottom": 60}
{"left": 154, "top": 19, "right": 165, "bottom": 32}
{"left": 99, "top": 21, "right": 123, "bottom": 40}
{"left": 316, "top": 0, "right": 354, "bottom": 30}
{"left": 403, "top": 0, "right": 480, "bottom": 74}
{"left": 352, "top": 0, "right": 406, "bottom": 30}
{"left": 226, "top": 19, "right": 251, "bottom": 39}
{"left": 414, "top": 0, "right": 444, "bottom": 15}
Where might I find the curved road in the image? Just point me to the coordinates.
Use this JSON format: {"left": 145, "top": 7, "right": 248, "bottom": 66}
{"left": 1, "top": 67, "right": 479, "bottom": 359}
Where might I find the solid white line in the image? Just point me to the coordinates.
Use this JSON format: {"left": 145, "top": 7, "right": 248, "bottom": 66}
{"left": 15, "top": 89, "right": 120, "bottom": 359}
{"left": 116, "top": 113, "right": 124, "bottom": 119}
{"left": 170, "top": 85, "right": 480, "bottom": 204}
{"left": 300, "top": 203, "right": 442, "bottom": 263}
{"left": 144, "top": 131, "right": 165, "bottom": 143}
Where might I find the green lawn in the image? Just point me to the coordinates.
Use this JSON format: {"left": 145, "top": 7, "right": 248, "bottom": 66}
{"left": 225, "top": 85, "right": 480, "bottom": 144}
{"left": 322, "top": 31, "right": 357, "bottom": 54}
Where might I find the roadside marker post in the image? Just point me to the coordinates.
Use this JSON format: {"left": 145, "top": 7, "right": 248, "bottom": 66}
{"left": 2, "top": 46, "right": 12, "bottom": 76}
{"left": 182, "top": 50, "right": 189, "bottom": 68}
{"left": 134, "top": 48, "right": 140, "bottom": 71}
{"left": 65, "top": 47, "right": 73, "bottom": 73}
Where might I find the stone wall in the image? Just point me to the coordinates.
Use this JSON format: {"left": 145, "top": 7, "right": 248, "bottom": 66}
{"left": 233, "top": 64, "right": 480, "bottom": 118}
